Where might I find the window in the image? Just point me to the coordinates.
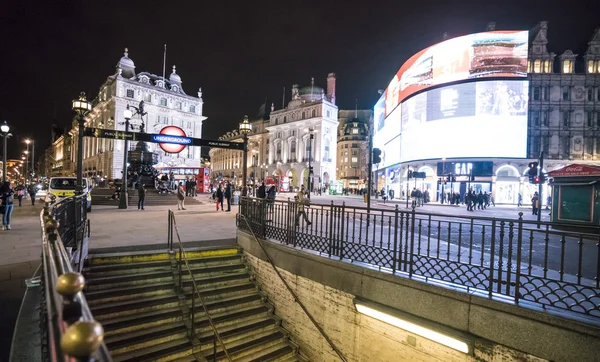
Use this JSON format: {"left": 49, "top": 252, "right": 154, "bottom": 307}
{"left": 301, "top": 112, "right": 305, "bottom": 119}
{"left": 351, "top": 157, "right": 358, "bottom": 163}
{"left": 588, "top": 60, "right": 596, "bottom": 74}
{"left": 189, "top": 105, "right": 196, "bottom": 113}
{"left": 544, "top": 60, "right": 552, "bottom": 73}
{"left": 562, "top": 111, "right": 570, "bottom": 127}
{"left": 597, "top": 88, "right": 600, "bottom": 102}
{"left": 588, "top": 88, "right": 594, "bottom": 101}
{"left": 292, "top": 130, "right": 295, "bottom": 136}
{"left": 588, "top": 112, "right": 596, "bottom": 127}
{"left": 344, "top": 157, "right": 348, "bottom": 163}
{"left": 352, "top": 128, "right": 359, "bottom": 134}
{"left": 533, "top": 87, "right": 540, "bottom": 101}
{"left": 283, "top": 116, "right": 287, "bottom": 123}
{"left": 158, "top": 116, "right": 168, "bottom": 124}
{"left": 542, "top": 136, "right": 549, "bottom": 153}
{"left": 351, "top": 143, "right": 358, "bottom": 148}
{"left": 531, "top": 111, "right": 540, "bottom": 126}
{"left": 527, "top": 60, "right": 532, "bottom": 73}
{"left": 585, "top": 137, "right": 594, "bottom": 155}
{"left": 562, "top": 87, "right": 570, "bottom": 101}
{"left": 126, "top": 89, "right": 134, "bottom": 98}
{"left": 176, "top": 102, "right": 182, "bottom": 110}
{"left": 324, "top": 139, "right": 330, "bottom": 161}
{"left": 275, "top": 118, "right": 278, "bottom": 125}
{"left": 144, "top": 93, "right": 152, "bottom": 102}
{"left": 533, "top": 60, "right": 541, "bottom": 73}
{"left": 561, "top": 137, "right": 570, "bottom": 155}
{"left": 160, "top": 98, "right": 167, "bottom": 106}
{"left": 312, "top": 109, "right": 316, "bottom": 117}
{"left": 344, "top": 144, "right": 348, "bottom": 149}
{"left": 563, "top": 60, "right": 573, "bottom": 73}
{"left": 290, "top": 139, "right": 296, "bottom": 160}
{"left": 531, "top": 136, "right": 540, "bottom": 155}
{"left": 542, "top": 111, "right": 549, "bottom": 126}
{"left": 326, "top": 110, "right": 331, "bottom": 118}
{"left": 344, "top": 151, "right": 348, "bottom": 156}
{"left": 543, "top": 87, "right": 550, "bottom": 101}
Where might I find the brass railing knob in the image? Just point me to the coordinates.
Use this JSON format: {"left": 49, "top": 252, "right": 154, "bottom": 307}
{"left": 45, "top": 218, "right": 59, "bottom": 234}
{"left": 56, "top": 272, "right": 85, "bottom": 300}
{"left": 60, "top": 321, "right": 104, "bottom": 359}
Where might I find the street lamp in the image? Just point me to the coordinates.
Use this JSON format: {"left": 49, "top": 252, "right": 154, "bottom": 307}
{"left": 72, "top": 92, "right": 92, "bottom": 194}
{"left": 118, "top": 102, "right": 147, "bottom": 209}
{"left": 25, "top": 139, "right": 34, "bottom": 182}
{"left": 1, "top": 121, "right": 9, "bottom": 183}
{"left": 238, "top": 115, "right": 252, "bottom": 197}
{"left": 308, "top": 128, "right": 314, "bottom": 199}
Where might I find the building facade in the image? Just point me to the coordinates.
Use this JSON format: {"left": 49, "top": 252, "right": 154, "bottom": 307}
{"left": 373, "top": 22, "right": 600, "bottom": 205}
{"left": 69, "top": 48, "right": 205, "bottom": 180}
{"left": 336, "top": 110, "right": 371, "bottom": 190}
{"left": 209, "top": 74, "right": 340, "bottom": 192}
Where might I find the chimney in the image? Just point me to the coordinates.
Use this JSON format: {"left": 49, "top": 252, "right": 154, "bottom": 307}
{"left": 327, "top": 73, "right": 336, "bottom": 105}
{"left": 486, "top": 22, "right": 496, "bottom": 31}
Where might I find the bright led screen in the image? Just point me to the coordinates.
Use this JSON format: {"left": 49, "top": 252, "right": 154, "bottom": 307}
{"left": 385, "top": 30, "right": 528, "bottom": 116}
{"left": 400, "top": 80, "right": 529, "bottom": 162}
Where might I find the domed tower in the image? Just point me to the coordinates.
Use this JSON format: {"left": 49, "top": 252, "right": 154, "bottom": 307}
{"left": 169, "top": 65, "right": 182, "bottom": 92}
{"left": 116, "top": 48, "right": 136, "bottom": 78}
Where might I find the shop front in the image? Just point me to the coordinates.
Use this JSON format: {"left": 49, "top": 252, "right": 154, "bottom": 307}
{"left": 436, "top": 161, "right": 494, "bottom": 203}
{"left": 549, "top": 164, "right": 600, "bottom": 226}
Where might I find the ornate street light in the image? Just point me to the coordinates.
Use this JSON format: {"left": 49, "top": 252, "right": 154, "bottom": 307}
{"left": 1, "top": 121, "right": 10, "bottom": 183}
{"left": 72, "top": 92, "right": 92, "bottom": 193}
{"left": 238, "top": 115, "right": 252, "bottom": 197}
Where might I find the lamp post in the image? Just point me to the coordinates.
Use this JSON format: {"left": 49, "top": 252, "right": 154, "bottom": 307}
{"left": 117, "top": 101, "right": 146, "bottom": 209}
{"left": 71, "top": 92, "right": 92, "bottom": 194}
{"left": 1, "top": 121, "right": 9, "bottom": 183}
{"left": 308, "top": 128, "right": 314, "bottom": 199}
{"left": 25, "top": 139, "right": 34, "bottom": 181}
{"left": 239, "top": 115, "right": 252, "bottom": 197}
{"left": 24, "top": 149, "right": 30, "bottom": 184}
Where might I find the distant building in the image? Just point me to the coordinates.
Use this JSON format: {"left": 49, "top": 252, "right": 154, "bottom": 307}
{"left": 336, "top": 110, "right": 371, "bottom": 190}
{"left": 67, "top": 48, "right": 206, "bottom": 180}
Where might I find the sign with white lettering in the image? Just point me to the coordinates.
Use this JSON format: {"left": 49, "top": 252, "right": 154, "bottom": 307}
{"left": 436, "top": 161, "right": 493, "bottom": 176}
{"left": 549, "top": 164, "right": 600, "bottom": 177}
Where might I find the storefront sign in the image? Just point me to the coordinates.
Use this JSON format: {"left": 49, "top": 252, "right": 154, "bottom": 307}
{"left": 437, "top": 161, "right": 493, "bottom": 176}
{"left": 549, "top": 164, "right": 600, "bottom": 177}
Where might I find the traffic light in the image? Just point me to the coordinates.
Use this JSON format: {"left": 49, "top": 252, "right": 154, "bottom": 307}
{"left": 372, "top": 148, "right": 382, "bottom": 164}
{"left": 407, "top": 170, "right": 413, "bottom": 179}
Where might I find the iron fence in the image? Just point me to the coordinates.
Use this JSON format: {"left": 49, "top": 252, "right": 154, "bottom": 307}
{"left": 237, "top": 197, "right": 600, "bottom": 319}
{"left": 50, "top": 194, "right": 89, "bottom": 271}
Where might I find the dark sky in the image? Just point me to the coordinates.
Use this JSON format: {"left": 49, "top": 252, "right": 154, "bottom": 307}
{"left": 1, "top": 0, "right": 598, "bottom": 160}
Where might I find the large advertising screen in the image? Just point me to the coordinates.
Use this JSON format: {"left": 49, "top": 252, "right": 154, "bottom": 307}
{"left": 385, "top": 30, "right": 528, "bottom": 116}
{"left": 400, "top": 79, "right": 529, "bottom": 162}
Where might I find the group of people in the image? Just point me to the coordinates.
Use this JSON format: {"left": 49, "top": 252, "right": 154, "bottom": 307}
{"left": 410, "top": 188, "right": 431, "bottom": 207}
{"left": 211, "top": 182, "right": 233, "bottom": 212}
{"left": 15, "top": 182, "right": 38, "bottom": 206}
{"left": 465, "top": 190, "right": 493, "bottom": 211}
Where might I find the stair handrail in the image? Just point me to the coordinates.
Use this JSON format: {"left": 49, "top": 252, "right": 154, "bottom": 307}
{"left": 168, "top": 209, "right": 232, "bottom": 362}
{"left": 35, "top": 201, "right": 112, "bottom": 362}
{"left": 238, "top": 212, "right": 348, "bottom": 362}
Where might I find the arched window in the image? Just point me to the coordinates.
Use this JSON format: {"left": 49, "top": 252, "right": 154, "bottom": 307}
{"left": 563, "top": 59, "right": 573, "bottom": 74}
{"left": 544, "top": 60, "right": 552, "bottom": 73}
{"left": 324, "top": 138, "right": 330, "bottom": 161}
{"left": 283, "top": 116, "right": 287, "bottom": 123}
{"left": 275, "top": 118, "right": 278, "bottom": 125}
{"left": 290, "top": 139, "right": 296, "bottom": 160}
{"left": 312, "top": 109, "right": 316, "bottom": 117}
{"left": 301, "top": 112, "right": 305, "bottom": 119}
{"left": 533, "top": 60, "right": 541, "bottom": 73}
{"left": 276, "top": 143, "right": 282, "bottom": 161}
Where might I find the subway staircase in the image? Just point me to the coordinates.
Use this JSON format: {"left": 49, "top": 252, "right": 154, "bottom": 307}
{"left": 92, "top": 188, "right": 206, "bottom": 207}
{"left": 82, "top": 247, "right": 303, "bottom": 361}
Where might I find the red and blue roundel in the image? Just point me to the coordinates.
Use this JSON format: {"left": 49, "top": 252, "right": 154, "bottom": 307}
{"left": 154, "top": 126, "right": 190, "bottom": 153}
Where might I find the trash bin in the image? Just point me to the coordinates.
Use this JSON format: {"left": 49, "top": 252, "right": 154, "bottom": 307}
{"left": 233, "top": 191, "right": 241, "bottom": 205}
{"left": 363, "top": 193, "right": 368, "bottom": 203}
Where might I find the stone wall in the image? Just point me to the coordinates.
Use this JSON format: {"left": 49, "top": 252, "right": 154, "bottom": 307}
{"left": 238, "top": 231, "right": 600, "bottom": 362}
{"left": 245, "top": 253, "right": 546, "bottom": 362}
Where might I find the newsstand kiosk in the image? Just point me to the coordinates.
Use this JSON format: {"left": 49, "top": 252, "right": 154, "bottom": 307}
{"left": 548, "top": 164, "right": 600, "bottom": 226}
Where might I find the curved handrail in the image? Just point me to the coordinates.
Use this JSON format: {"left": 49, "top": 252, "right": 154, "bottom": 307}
{"left": 168, "top": 210, "right": 232, "bottom": 362}
{"left": 238, "top": 212, "right": 348, "bottom": 362}
{"left": 40, "top": 200, "right": 112, "bottom": 361}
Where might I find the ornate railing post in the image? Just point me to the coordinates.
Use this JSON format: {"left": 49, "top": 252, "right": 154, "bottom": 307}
{"left": 408, "top": 206, "right": 416, "bottom": 278}
{"left": 393, "top": 205, "right": 399, "bottom": 274}
{"left": 515, "top": 212, "right": 524, "bottom": 304}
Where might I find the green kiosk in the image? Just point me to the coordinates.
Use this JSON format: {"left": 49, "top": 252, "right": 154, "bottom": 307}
{"left": 549, "top": 164, "right": 600, "bottom": 226}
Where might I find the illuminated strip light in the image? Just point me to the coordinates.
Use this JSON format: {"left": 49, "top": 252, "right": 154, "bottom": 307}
{"left": 354, "top": 301, "right": 470, "bottom": 354}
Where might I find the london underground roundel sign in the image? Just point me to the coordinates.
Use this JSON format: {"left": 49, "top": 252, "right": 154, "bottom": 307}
{"left": 154, "top": 126, "right": 191, "bottom": 153}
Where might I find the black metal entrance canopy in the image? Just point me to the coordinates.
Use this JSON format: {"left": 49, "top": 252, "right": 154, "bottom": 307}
{"left": 83, "top": 127, "right": 245, "bottom": 150}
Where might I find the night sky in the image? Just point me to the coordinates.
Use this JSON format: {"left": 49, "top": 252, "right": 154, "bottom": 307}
{"left": 1, "top": 0, "right": 598, "bottom": 160}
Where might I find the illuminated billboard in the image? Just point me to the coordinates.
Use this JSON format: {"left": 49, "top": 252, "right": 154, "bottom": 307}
{"left": 400, "top": 80, "right": 529, "bottom": 162}
{"left": 385, "top": 30, "right": 528, "bottom": 116}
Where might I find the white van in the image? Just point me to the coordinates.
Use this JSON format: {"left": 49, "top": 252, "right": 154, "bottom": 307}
{"left": 45, "top": 177, "right": 92, "bottom": 212}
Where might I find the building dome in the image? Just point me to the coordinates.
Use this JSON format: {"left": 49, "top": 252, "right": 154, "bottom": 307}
{"left": 169, "top": 65, "right": 181, "bottom": 84}
{"left": 298, "top": 85, "right": 324, "bottom": 102}
{"left": 117, "top": 48, "right": 136, "bottom": 78}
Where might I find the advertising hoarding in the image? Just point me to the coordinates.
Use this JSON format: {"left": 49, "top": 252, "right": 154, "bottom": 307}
{"left": 399, "top": 80, "right": 529, "bottom": 162}
{"left": 385, "top": 30, "right": 528, "bottom": 116}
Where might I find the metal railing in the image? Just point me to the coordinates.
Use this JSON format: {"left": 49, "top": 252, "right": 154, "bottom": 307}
{"left": 167, "top": 210, "right": 232, "bottom": 362}
{"left": 50, "top": 194, "right": 90, "bottom": 272}
{"left": 237, "top": 213, "right": 348, "bottom": 362}
{"left": 38, "top": 199, "right": 111, "bottom": 362}
{"left": 237, "top": 197, "right": 600, "bottom": 320}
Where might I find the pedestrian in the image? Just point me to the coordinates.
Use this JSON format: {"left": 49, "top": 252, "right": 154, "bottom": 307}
{"left": 132, "top": 172, "right": 139, "bottom": 190}
{"left": 224, "top": 183, "right": 232, "bottom": 212}
{"left": 191, "top": 179, "right": 197, "bottom": 196}
{"left": 410, "top": 188, "right": 417, "bottom": 208}
{"left": 15, "top": 183, "right": 25, "bottom": 207}
{"left": 169, "top": 172, "right": 175, "bottom": 190}
{"left": 257, "top": 182, "right": 266, "bottom": 199}
{"left": 28, "top": 183, "right": 37, "bottom": 206}
{"left": 531, "top": 192, "right": 539, "bottom": 215}
{"left": 546, "top": 195, "right": 551, "bottom": 210}
{"left": 216, "top": 185, "right": 224, "bottom": 211}
{"left": 177, "top": 182, "right": 186, "bottom": 210}
{"left": 137, "top": 183, "right": 146, "bottom": 210}
{"left": 1, "top": 182, "right": 15, "bottom": 230}
{"left": 517, "top": 193, "right": 523, "bottom": 207}
{"left": 295, "top": 185, "right": 311, "bottom": 227}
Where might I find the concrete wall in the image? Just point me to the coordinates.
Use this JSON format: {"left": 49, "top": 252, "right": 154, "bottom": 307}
{"left": 238, "top": 231, "right": 600, "bottom": 362}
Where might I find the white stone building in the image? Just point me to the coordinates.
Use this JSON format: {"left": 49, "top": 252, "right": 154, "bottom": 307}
{"left": 70, "top": 48, "right": 206, "bottom": 180}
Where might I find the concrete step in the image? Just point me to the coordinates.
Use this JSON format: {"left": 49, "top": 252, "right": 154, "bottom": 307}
{"left": 205, "top": 329, "right": 287, "bottom": 362}
{"left": 85, "top": 282, "right": 176, "bottom": 306}
{"left": 100, "top": 307, "right": 184, "bottom": 336}
{"left": 196, "top": 318, "right": 280, "bottom": 354}
{"left": 85, "top": 270, "right": 174, "bottom": 291}
{"left": 90, "top": 293, "right": 180, "bottom": 319}
{"left": 85, "top": 248, "right": 240, "bottom": 266}
{"left": 192, "top": 305, "right": 272, "bottom": 335}
{"left": 106, "top": 322, "right": 189, "bottom": 356}
{"left": 241, "top": 342, "right": 296, "bottom": 362}
{"left": 83, "top": 254, "right": 243, "bottom": 274}
{"left": 112, "top": 337, "right": 194, "bottom": 362}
